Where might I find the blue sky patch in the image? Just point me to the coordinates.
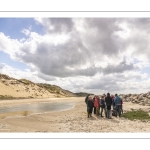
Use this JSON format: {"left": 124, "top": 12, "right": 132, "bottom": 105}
{"left": 0, "top": 18, "right": 45, "bottom": 40}
{"left": 0, "top": 51, "right": 29, "bottom": 71}
{"left": 140, "top": 67, "right": 150, "bottom": 75}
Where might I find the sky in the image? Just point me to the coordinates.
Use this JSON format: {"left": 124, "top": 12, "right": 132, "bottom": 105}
{"left": 0, "top": 18, "right": 150, "bottom": 94}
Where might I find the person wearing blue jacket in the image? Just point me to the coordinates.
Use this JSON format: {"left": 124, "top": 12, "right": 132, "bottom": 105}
{"left": 114, "top": 94, "right": 121, "bottom": 117}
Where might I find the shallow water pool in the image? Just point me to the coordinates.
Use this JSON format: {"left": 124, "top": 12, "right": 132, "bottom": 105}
{"left": 0, "top": 102, "right": 74, "bottom": 117}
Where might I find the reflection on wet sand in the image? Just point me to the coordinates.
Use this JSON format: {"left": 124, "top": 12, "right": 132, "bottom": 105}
{"left": 0, "top": 102, "right": 74, "bottom": 119}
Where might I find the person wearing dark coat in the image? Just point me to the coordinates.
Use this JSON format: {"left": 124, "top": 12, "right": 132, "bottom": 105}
{"left": 105, "top": 93, "right": 112, "bottom": 119}
{"left": 85, "top": 94, "right": 90, "bottom": 115}
{"left": 87, "top": 96, "right": 94, "bottom": 118}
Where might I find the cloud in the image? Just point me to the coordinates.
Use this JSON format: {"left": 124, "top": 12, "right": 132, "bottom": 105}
{"left": 0, "top": 32, "right": 23, "bottom": 60}
{"left": 84, "top": 70, "right": 149, "bottom": 90}
{"left": 1, "top": 18, "right": 150, "bottom": 94}
{"left": 115, "top": 18, "right": 150, "bottom": 61}
{"left": 0, "top": 18, "right": 133, "bottom": 78}
{"left": 0, "top": 63, "right": 5, "bottom": 69}
{"left": 37, "top": 72, "right": 56, "bottom": 81}
{"left": 0, "top": 63, "right": 56, "bottom": 83}
{"left": 21, "top": 29, "right": 30, "bottom": 36}
{"left": 35, "top": 18, "right": 73, "bottom": 33}
{"left": 16, "top": 18, "right": 135, "bottom": 77}
{"left": 102, "top": 59, "right": 135, "bottom": 74}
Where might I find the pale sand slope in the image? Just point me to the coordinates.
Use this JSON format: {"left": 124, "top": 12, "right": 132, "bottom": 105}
{"left": 0, "top": 97, "right": 150, "bottom": 132}
{"left": 0, "top": 81, "right": 56, "bottom": 98}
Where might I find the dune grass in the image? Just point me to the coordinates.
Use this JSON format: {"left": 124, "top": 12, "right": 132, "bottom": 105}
{"left": 122, "top": 110, "right": 150, "bottom": 121}
{"left": 19, "top": 79, "right": 33, "bottom": 85}
{"left": 0, "top": 95, "right": 14, "bottom": 100}
{"left": 0, "top": 95, "right": 33, "bottom": 100}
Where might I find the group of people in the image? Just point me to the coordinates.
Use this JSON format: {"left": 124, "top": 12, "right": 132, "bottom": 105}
{"left": 85, "top": 93, "right": 123, "bottom": 119}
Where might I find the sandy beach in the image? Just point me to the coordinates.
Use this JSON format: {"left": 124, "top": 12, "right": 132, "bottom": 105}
{"left": 0, "top": 97, "right": 149, "bottom": 132}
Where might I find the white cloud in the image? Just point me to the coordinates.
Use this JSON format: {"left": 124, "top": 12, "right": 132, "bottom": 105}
{"left": 0, "top": 32, "right": 23, "bottom": 62}
{"left": 1, "top": 18, "right": 150, "bottom": 94}
{"left": 21, "top": 29, "right": 30, "bottom": 36}
{"left": 0, "top": 63, "right": 56, "bottom": 83}
{"left": 134, "top": 61, "right": 150, "bottom": 69}
{"left": 114, "top": 22, "right": 131, "bottom": 39}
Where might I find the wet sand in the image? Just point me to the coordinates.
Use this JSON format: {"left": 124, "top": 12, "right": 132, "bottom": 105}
{"left": 0, "top": 97, "right": 150, "bottom": 132}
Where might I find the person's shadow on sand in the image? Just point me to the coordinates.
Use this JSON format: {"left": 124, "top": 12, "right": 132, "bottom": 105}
{"left": 104, "top": 118, "right": 120, "bottom": 123}
{"left": 88, "top": 116, "right": 96, "bottom": 120}
{"left": 95, "top": 116, "right": 120, "bottom": 123}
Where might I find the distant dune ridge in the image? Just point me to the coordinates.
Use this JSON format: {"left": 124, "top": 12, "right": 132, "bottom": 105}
{"left": 0, "top": 74, "right": 88, "bottom": 99}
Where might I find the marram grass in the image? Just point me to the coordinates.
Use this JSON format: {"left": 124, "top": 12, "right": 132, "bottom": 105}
{"left": 122, "top": 110, "right": 150, "bottom": 121}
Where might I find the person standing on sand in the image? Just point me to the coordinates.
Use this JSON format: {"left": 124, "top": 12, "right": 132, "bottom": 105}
{"left": 114, "top": 94, "right": 121, "bottom": 117}
{"left": 120, "top": 98, "right": 123, "bottom": 114}
{"left": 85, "top": 94, "right": 90, "bottom": 114}
{"left": 98, "top": 96, "right": 101, "bottom": 115}
{"left": 105, "top": 93, "right": 112, "bottom": 119}
{"left": 93, "top": 95, "right": 96, "bottom": 114}
{"left": 87, "top": 96, "right": 94, "bottom": 118}
{"left": 99, "top": 96, "right": 102, "bottom": 116}
{"left": 94, "top": 96, "right": 100, "bottom": 116}
{"left": 100, "top": 95, "right": 106, "bottom": 117}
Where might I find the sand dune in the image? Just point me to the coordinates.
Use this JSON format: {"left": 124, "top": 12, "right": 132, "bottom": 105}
{"left": 0, "top": 74, "right": 87, "bottom": 99}
{"left": 0, "top": 75, "right": 68, "bottom": 99}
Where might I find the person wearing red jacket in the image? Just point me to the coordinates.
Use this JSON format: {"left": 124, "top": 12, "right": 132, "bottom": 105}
{"left": 94, "top": 96, "right": 100, "bottom": 116}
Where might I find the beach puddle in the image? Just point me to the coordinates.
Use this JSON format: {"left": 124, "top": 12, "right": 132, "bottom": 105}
{"left": 0, "top": 102, "right": 74, "bottom": 119}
